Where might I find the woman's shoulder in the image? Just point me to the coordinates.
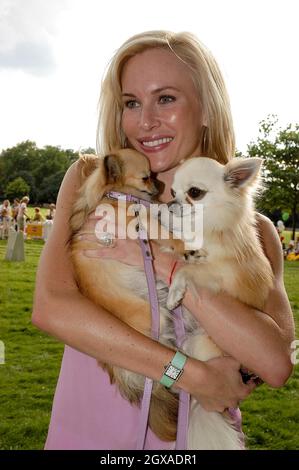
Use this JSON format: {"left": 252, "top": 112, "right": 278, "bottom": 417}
{"left": 52, "top": 160, "right": 82, "bottom": 212}
{"left": 255, "top": 212, "right": 275, "bottom": 233}
{"left": 59, "top": 159, "right": 81, "bottom": 194}
{"left": 46, "top": 160, "right": 81, "bottom": 240}
{"left": 255, "top": 213, "right": 284, "bottom": 278}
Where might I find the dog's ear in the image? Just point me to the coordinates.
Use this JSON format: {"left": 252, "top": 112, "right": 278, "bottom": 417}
{"left": 78, "top": 153, "right": 100, "bottom": 181}
{"left": 104, "top": 154, "right": 123, "bottom": 184}
{"left": 224, "top": 158, "right": 262, "bottom": 189}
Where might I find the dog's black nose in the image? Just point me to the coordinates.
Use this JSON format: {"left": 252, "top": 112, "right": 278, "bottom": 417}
{"left": 152, "top": 184, "right": 160, "bottom": 196}
{"left": 167, "top": 200, "right": 180, "bottom": 213}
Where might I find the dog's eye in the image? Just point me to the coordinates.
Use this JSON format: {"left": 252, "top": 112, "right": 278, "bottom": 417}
{"left": 187, "top": 187, "right": 204, "bottom": 200}
{"left": 142, "top": 176, "right": 150, "bottom": 182}
{"left": 170, "top": 188, "right": 176, "bottom": 198}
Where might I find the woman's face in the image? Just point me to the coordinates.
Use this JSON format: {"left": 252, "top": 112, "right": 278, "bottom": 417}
{"left": 121, "top": 48, "right": 204, "bottom": 173}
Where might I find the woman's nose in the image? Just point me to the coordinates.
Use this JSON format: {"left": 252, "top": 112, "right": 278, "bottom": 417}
{"left": 139, "top": 106, "right": 159, "bottom": 130}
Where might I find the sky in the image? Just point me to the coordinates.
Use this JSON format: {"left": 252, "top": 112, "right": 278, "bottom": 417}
{"left": 0, "top": 0, "right": 298, "bottom": 154}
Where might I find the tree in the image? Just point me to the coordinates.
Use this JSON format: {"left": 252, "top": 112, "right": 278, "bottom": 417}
{"left": 5, "top": 177, "right": 30, "bottom": 200}
{"left": 0, "top": 140, "right": 38, "bottom": 199}
{"left": 80, "top": 147, "right": 96, "bottom": 155}
{"left": 37, "top": 170, "right": 66, "bottom": 203}
{"left": 248, "top": 115, "right": 299, "bottom": 240}
{"left": 0, "top": 141, "right": 78, "bottom": 203}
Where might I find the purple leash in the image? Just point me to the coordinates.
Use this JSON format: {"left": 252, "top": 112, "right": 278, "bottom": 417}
{"left": 172, "top": 306, "right": 190, "bottom": 450}
{"left": 106, "top": 191, "right": 189, "bottom": 450}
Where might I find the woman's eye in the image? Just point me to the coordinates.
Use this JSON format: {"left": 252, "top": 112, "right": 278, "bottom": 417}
{"left": 125, "top": 100, "right": 140, "bottom": 109}
{"left": 159, "top": 95, "right": 175, "bottom": 104}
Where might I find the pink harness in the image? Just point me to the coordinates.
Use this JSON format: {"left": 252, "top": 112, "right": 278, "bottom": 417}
{"left": 106, "top": 191, "right": 190, "bottom": 450}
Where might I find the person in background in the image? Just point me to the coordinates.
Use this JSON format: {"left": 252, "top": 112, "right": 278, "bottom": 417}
{"left": 276, "top": 220, "right": 285, "bottom": 235}
{"left": 0, "top": 199, "right": 12, "bottom": 239}
{"left": 47, "top": 203, "right": 56, "bottom": 220}
{"left": 17, "top": 196, "right": 30, "bottom": 232}
{"left": 32, "top": 207, "right": 44, "bottom": 223}
{"left": 0, "top": 199, "right": 11, "bottom": 218}
{"left": 11, "top": 198, "right": 20, "bottom": 231}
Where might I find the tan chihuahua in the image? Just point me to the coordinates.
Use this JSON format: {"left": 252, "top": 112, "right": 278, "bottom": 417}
{"left": 69, "top": 149, "right": 183, "bottom": 443}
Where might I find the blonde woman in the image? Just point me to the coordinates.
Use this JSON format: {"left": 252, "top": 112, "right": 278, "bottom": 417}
{"left": 32, "top": 31, "right": 294, "bottom": 450}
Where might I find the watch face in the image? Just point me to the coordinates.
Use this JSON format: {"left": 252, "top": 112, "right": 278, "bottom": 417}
{"left": 165, "top": 365, "right": 181, "bottom": 380}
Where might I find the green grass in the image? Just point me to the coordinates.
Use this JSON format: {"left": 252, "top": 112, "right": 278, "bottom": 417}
{"left": 282, "top": 230, "right": 299, "bottom": 245}
{"left": 0, "top": 240, "right": 298, "bottom": 450}
{"left": 0, "top": 240, "right": 63, "bottom": 450}
{"left": 240, "top": 260, "right": 299, "bottom": 450}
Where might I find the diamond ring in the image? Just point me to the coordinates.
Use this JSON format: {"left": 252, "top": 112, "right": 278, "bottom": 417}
{"left": 96, "top": 232, "right": 115, "bottom": 247}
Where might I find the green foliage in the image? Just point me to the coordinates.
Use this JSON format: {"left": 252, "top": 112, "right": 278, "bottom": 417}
{"left": 0, "top": 141, "right": 78, "bottom": 204}
{"left": 5, "top": 177, "right": 30, "bottom": 200}
{"left": 37, "top": 170, "right": 66, "bottom": 203}
{"left": 248, "top": 115, "right": 299, "bottom": 239}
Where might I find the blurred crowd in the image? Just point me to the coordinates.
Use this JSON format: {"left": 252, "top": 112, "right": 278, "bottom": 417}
{"left": 0, "top": 197, "right": 56, "bottom": 240}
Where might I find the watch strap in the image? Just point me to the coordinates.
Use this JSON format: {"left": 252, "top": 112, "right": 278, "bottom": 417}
{"left": 171, "top": 351, "right": 187, "bottom": 369}
{"left": 160, "top": 374, "right": 175, "bottom": 388}
{"left": 159, "top": 351, "right": 187, "bottom": 389}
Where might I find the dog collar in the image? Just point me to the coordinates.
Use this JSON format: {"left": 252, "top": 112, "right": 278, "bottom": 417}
{"left": 105, "top": 190, "right": 151, "bottom": 208}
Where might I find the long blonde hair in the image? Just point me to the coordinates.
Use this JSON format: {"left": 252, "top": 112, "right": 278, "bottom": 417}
{"left": 97, "top": 30, "right": 235, "bottom": 164}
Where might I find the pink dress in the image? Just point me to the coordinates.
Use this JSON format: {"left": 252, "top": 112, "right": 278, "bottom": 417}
{"left": 45, "top": 345, "right": 243, "bottom": 450}
{"left": 45, "top": 345, "right": 175, "bottom": 450}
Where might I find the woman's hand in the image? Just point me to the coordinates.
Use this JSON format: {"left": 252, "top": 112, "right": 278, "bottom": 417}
{"left": 77, "top": 212, "right": 144, "bottom": 267}
{"left": 179, "top": 356, "right": 256, "bottom": 412}
{"left": 85, "top": 237, "right": 144, "bottom": 266}
{"left": 77, "top": 210, "right": 180, "bottom": 280}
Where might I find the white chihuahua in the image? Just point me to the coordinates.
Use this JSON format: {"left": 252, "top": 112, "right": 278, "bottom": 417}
{"left": 159, "top": 156, "right": 274, "bottom": 449}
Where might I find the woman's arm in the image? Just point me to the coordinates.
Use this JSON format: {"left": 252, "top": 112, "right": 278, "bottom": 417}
{"left": 165, "top": 214, "right": 295, "bottom": 388}
{"left": 32, "top": 161, "right": 254, "bottom": 412}
{"left": 83, "top": 207, "right": 294, "bottom": 389}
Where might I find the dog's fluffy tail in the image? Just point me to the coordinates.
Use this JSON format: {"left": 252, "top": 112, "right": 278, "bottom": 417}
{"left": 149, "top": 383, "right": 178, "bottom": 442}
{"left": 187, "top": 399, "right": 244, "bottom": 450}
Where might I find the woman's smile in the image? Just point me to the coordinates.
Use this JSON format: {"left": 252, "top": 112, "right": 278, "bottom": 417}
{"left": 138, "top": 135, "right": 174, "bottom": 152}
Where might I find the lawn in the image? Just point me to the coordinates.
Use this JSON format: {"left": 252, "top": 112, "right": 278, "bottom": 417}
{"left": 282, "top": 230, "right": 299, "bottom": 245}
{"left": 0, "top": 239, "right": 298, "bottom": 450}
